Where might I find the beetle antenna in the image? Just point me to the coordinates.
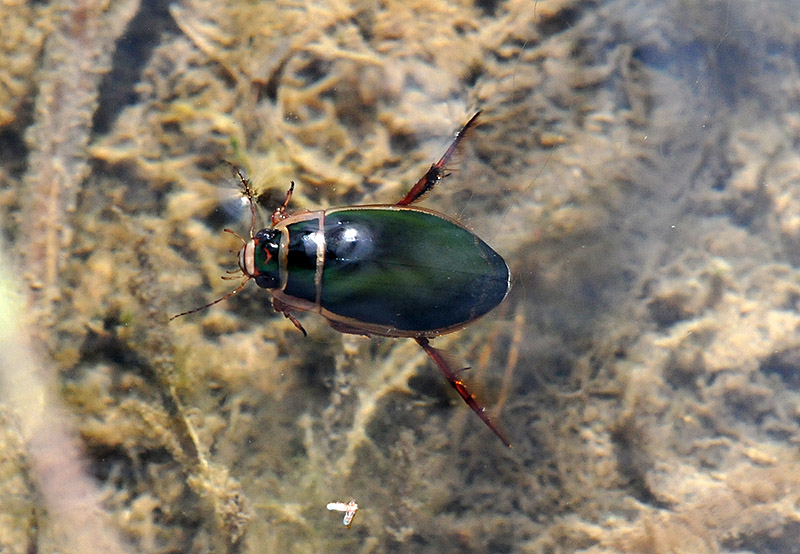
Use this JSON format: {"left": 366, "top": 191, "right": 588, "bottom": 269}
{"left": 169, "top": 276, "right": 251, "bottom": 321}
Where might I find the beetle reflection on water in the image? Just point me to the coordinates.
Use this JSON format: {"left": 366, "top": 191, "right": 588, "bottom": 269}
{"left": 172, "top": 112, "right": 512, "bottom": 445}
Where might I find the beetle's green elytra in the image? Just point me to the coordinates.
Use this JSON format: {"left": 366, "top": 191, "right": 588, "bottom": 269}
{"left": 246, "top": 207, "right": 509, "bottom": 337}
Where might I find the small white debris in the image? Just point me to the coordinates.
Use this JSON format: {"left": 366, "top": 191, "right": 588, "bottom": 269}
{"left": 327, "top": 500, "right": 359, "bottom": 527}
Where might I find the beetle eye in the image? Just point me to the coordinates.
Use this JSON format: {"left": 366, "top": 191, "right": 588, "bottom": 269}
{"left": 255, "top": 228, "right": 279, "bottom": 242}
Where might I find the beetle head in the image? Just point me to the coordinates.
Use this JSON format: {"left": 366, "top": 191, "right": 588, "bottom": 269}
{"left": 240, "top": 228, "right": 281, "bottom": 289}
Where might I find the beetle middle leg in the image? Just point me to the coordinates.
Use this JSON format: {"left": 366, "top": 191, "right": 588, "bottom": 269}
{"left": 273, "top": 297, "right": 307, "bottom": 337}
{"left": 396, "top": 111, "right": 482, "bottom": 206}
{"left": 415, "top": 337, "right": 511, "bottom": 446}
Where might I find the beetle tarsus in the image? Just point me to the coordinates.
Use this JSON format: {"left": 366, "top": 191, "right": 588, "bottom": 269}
{"left": 396, "top": 111, "right": 482, "bottom": 206}
{"left": 415, "top": 336, "right": 511, "bottom": 447}
{"left": 286, "top": 312, "right": 308, "bottom": 337}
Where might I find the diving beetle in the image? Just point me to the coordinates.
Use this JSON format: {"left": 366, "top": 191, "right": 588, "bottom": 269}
{"left": 172, "top": 112, "right": 512, "bottom": 445}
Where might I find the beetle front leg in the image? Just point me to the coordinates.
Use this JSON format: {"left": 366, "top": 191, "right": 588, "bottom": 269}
{"left": 272, "top": 297, "right": 307, "bottom": 337}
{"left": 396, "top": 111, "right": 482, "bottom": 206}
{"left": 271, "top": 181, "right": 296, "bottom": 226}
{"left": 415, "top": 337, "right": 511, "bottom": 447}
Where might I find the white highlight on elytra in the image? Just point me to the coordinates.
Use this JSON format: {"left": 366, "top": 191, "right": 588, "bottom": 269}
{"left": 341, "top": 226, "right": 359, "bottom": 242}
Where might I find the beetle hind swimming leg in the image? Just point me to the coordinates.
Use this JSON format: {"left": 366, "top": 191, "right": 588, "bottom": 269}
{"left": 396, "top": 111, "right": 482, "bottom": 206}
{"left": 415, "top": 337, "right": 511, "bottom": 447}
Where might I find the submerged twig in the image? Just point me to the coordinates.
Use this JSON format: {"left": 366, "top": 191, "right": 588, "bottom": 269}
{"left": 21, "top": 0, "right": 139, "bottom": 321}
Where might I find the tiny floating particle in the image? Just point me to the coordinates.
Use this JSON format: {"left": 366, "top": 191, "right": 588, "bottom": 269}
{"left": 326, "top": 499, "right": 359, "bottom": 527}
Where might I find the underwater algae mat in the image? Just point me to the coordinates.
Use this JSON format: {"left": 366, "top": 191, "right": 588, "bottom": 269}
{"left": 1, "top": 0, "right": 800, "bottom": 552}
